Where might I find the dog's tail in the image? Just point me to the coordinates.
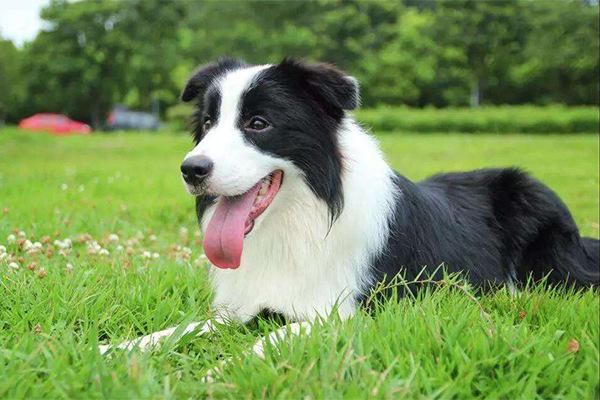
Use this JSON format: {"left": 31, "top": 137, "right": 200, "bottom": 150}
{"left": 576, "top": 236, "right": 600, "bottom": 285}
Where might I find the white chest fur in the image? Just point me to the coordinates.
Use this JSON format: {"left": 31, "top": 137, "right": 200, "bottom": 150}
{"left": 204, "top": 119, "right": 398, "bottom": 322}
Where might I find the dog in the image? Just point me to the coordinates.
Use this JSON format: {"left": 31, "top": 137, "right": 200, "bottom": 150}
{"left": 100, "top": 58, "right": 599, "bottom": 362}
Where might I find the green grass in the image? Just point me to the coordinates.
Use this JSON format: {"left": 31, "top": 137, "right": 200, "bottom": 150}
{"left": 0, "top": 127, "right": 598, "bottom": 398}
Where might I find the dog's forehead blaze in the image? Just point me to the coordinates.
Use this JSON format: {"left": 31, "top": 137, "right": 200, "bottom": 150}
{"left": 215, "top": 66, "right": 271, "bottom": 127}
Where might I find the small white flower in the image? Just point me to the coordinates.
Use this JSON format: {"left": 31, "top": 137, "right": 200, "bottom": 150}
{"left": 8, "top": 262, "right": 19, "bottom": 270}
{"left": 61, "top": 183, "right": 68, "bottom": 191}
{"left": 65, "top": 263, "right": 74, "bottom": 272}
{"left": 142, "top": 251, "right": 152, "bottom": 259}
{"left": 108, "top": 234, "right": 119, "bottom": 242}
{"left": 54, "top": 239, "right": 72, "bottom": 249}
{"left": 33, "top": 242, "right": 43, "bottom": 249}
{"left": 116, "top": 245, "right": 124, "bottom": 251}
{"left": 78, "top": 185, "right": 85, "bottom": 192}
{"left": 148, "top": 234, "right": 157, "bottom": 242}
{"left": 0, "top": 253, "right": 8, "bottom": 261}
{"left": 7, "top": 234, "right": 16, "bottom": 243}
{"left": 87, "top": 241, "right": 102, "bottom": 254}
{"left": 152, "top": 252, "right": 159, "bottom": 259}
{"left": 199, "top": 254, "right": 207, "bottom": 260}
{"left": 98, "top": 249, "right": 109, "bottom": 256}
{"left": 58, "top": 249, "right": 67, "bottom": 257}
{"left": 179, "top": 227, "right": 189, "bottom": 236}
{"left": 0, "top": 245, "right": 6, "bottom": 254}
{"left": 23, "top": 240, "right": 33, "bottom": 251}
{"left": 18, "top": 231, "right": 26, "bottom": 238}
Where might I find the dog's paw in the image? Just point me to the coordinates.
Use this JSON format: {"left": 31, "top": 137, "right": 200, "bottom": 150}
{"left": 98, "top": 344, "right": 111, "bottom": 355}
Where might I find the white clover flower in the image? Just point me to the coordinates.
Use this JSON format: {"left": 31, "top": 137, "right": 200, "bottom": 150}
{"left": 108, "top": 234, "right": 119, "bottom": 242}
{"left": 193, "top": 258, "right": 205, "bottom": 267}
{"left": 148, "top": 234, "right": 157, "bottom": 242}
{"left": 142, "top": 251, "right": 152, "bottom": 259}
{"left": 98, "top": 249, "right": 109, "bottom": 256}
{"left": 0, "top": 245, "right": 6, "bottom": 254}
{"left": 33, "top": 242, "right": 43, "bottom": 249}
{"left": 23, "top": 240, "right": 33, "bottom": 251}
{"left": 17, "top": 231, "right": 26, "bottom": 238}
{"left": 8, "top": 262, "right": 19, "bottom": 270}
{"left": 7, "top": 234, "right": 16, "bottom": 243}
{"left": 87, "top": 241, "right": 102, "bottom": 254}
{"left": 0, "top": 253, "right": 8, "bottom": 261}
{"left": 152, "top": 252, "right": 159, "bottom": 259}
{"left": 116, "top": 245, "right": 124, "bottom": 252}
{"left": 58, "top": 248, "right": 71, "bottom": 257}
{"left": 78, "top": 185, "right": 85, "bottom": 192}
{"left": 65, "top": 263, "right": 74, "bottom": 272}
{"left": 61, "top": 183, "right": 68, "bottom": 191}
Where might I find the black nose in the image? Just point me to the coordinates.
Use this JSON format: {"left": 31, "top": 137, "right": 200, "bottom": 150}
{"left": 181, "top": 155, "right": 213, "bottom": 185}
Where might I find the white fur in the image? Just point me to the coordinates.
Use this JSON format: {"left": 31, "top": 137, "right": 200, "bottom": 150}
{"left": 206, "top": 116, "right": 398, "bottom": 322}
{"left": 183, "top": 66, "right": 276, "bottom": 197}
{"left": 101, "top": 66, "right": 399, "bottom": 358}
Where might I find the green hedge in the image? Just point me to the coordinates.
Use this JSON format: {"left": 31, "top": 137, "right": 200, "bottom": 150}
{"left": 355, "top": 105, "right": 599, "bottom": 134}
{"left": 166, "top": 104, "right": 599, "bottom": 134}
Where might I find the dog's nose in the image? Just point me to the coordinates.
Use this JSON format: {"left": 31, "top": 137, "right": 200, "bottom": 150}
{"left": 181, "top": 155, "right": 213, "bottom": 185}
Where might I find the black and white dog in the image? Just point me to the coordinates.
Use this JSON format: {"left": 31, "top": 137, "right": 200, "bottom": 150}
{"left": 101, "top": 58, "right": 598, "bottom": 355}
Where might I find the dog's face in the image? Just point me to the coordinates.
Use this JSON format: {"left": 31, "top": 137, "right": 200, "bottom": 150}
{"left": 180, "top": 58, "right": 359, "bottom": 269}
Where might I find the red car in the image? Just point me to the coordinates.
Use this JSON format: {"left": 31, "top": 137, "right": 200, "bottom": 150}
{"left": 19, "top": 113, "right": 91, "bottom": 135}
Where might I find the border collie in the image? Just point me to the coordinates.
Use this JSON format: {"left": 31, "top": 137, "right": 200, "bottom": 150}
{"left": 100, "top": 58, "right": 598, "bottom": 358}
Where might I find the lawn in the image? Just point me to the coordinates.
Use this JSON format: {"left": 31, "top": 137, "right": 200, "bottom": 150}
{"left": 0, "top": 127, "right": 598, "bottom": 398}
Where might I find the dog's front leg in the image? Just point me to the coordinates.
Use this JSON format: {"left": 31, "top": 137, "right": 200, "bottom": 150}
{"left": 251, "top": 321, "right": 312, "bottom": 358}
{"left": 99, "top": 317, "right": 224, "bottom": 355}
{"left": 203, "top": 321, "right": 312, "bottom": 382}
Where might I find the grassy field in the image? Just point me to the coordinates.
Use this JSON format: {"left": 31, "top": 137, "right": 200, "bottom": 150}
{"left": 0, "top": 127, "right": 598, "bottom": 398}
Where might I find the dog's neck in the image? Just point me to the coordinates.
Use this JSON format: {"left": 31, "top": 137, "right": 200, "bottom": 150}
{"left": 209, "top": 117, "right": 398, "bottom": 322}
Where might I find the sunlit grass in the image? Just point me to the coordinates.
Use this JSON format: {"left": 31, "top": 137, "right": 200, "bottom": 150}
{"left": 0, "top": 127, "right": 598, "bottom": 398}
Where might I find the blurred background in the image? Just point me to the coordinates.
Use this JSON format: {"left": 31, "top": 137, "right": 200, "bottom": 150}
{"left": 0, "top": 0, "right": 598, "bottom": 131}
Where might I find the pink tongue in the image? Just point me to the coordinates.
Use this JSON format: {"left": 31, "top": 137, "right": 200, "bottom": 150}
{"left": 203, "top": 184, "right": 261, "bottom": 269}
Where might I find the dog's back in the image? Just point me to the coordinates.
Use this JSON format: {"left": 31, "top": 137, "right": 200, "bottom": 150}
{"left": 368, "top": 167, "right": 599, "bottom": 291}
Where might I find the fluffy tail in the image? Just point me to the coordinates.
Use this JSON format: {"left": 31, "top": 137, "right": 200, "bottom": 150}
{"left": 577, "top": 237, "right": 600, "bottom": 285}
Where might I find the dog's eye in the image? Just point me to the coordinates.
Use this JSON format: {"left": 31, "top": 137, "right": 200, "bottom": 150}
{"left": 203, "top": 117, "right": 212, "bottom": 132}
{"left": 246, "top": 116, "right": 270, "bottom": 132}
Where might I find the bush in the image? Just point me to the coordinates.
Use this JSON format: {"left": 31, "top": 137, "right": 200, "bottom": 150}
{"left": 167, "top": 104, "right": 598, "bottom": 134}
{"left": 355, "top": 105, "right": 599, "bottom": 133}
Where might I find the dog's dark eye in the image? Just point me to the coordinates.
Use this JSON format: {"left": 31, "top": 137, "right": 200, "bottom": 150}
{"left": 203, "top": 117, "right": 212, "bottom": 132}
{"left": 246, "top": 116, "right": 270, "bottom": 132}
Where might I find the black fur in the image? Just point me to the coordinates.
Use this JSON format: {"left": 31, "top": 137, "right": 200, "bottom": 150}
{"left": 181, "top": 58, "right": 246, "bottom": 144}
{"left": 183, "top": 58, "right": 599, "bottom": 295}
{"left": 185, "top": 58, "right": 358, "bottom": 224}
{"left": 366, "top": 168, "right": 599, "bottom": 297}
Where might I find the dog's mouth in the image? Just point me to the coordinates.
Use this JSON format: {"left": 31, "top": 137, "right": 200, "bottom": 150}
{"left": 203, "top": 170, "right": 283, "bottom": 269}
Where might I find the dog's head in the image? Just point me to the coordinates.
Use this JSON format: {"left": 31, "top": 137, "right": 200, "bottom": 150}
{"left": 180, "top": 58, "right": 359, "bottom": 269}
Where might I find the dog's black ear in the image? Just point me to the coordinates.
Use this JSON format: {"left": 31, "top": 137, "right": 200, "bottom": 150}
{"left": 275, "top": 58, "right": 360, "bottom": 111}
{"left": 181, "top": 58, "right": 245, "bottom": 102}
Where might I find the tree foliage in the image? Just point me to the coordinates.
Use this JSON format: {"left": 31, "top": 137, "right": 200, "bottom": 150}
{"left": 2, "top": 0, "right": 598, "bottom": 125}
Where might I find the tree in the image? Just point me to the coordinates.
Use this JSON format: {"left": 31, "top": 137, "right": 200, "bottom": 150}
{"left": 0, "top": 35, "right": 24, "bottom": 122}
{"left": 510, "top": 0, "right": 599, "bottom": 105}
{"left": 431, "top": 0, "right": 529, "bottom": 107}
{"left": 23, "top": 0, "right": 185, "bottom": 128}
